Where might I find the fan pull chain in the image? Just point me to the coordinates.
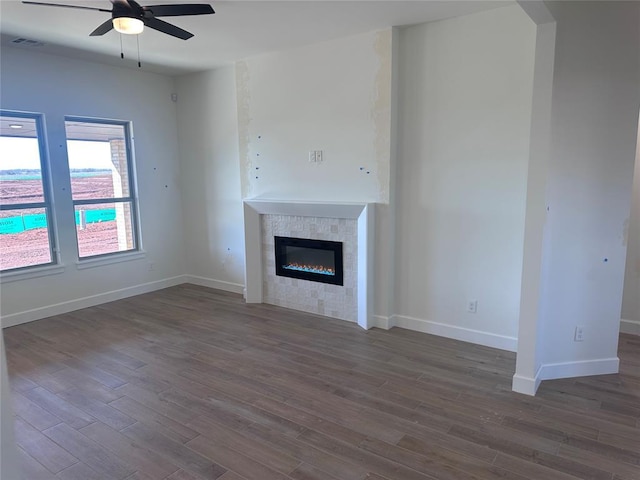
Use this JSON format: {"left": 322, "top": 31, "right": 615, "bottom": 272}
{"left": 120, "top": 34, "right": 124, "bottom": 59}
{"left": 137, "top": 35, "right": 141, "bottom": 68}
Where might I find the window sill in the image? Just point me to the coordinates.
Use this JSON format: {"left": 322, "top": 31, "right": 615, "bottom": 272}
{"left": 76, "top": 250, "right": 146, "bottom": 270}
{"left": 0, "top": 264, "right": 66, "bottom": 284}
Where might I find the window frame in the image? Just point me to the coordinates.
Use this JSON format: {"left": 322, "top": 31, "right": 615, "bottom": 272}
{"left": 0, "top": 110, "right": 58, "bottom": 273}
{"left": 64, "top": 116, "right": 141, "bottom": 261}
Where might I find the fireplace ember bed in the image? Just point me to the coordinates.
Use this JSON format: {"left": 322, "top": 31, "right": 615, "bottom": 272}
{"left": 274, "top": 236, "right": 344, "bottom": 286}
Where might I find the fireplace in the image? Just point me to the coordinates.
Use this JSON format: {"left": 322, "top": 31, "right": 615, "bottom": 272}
{"left": 244, "top": 200, "right": 374, "bottom": 328}
{"left": 274, "top": 236, "right": 344, "bottom": 286}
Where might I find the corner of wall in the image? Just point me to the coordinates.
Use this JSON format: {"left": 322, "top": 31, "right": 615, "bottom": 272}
{"left": 512, "top": 370, "right": 542, "bottom": 396}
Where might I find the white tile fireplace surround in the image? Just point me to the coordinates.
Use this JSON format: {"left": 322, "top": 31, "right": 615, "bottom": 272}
{"left": 243, "top": 200, "right": 375, "bottom": 329}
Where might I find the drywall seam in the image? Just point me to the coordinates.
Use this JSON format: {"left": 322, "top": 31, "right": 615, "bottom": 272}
{"left": 372, "top": 29, "right": 392, "bottom": 204}
{"left": 235, "top": 60, "right": 252, "bottom": 198}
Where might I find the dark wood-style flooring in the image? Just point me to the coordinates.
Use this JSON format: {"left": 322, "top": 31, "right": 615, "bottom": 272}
{"left": 4, "top": 284, "right": 640, "bottom": 480}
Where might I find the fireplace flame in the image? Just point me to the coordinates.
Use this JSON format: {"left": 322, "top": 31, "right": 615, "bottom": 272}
{"left": 283, "top": 262, "right": 335, "bottom": 276}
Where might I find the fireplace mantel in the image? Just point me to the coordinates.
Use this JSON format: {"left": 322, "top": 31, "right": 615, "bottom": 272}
{"left": 243, "top": 199, "right": 375, "bottom": 329}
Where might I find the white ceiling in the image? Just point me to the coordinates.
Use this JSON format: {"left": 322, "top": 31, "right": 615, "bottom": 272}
{"left": 0, "top": 0, "right": 507, "bottom": 76}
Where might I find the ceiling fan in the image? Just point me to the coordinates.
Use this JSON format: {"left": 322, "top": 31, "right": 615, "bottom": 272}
{"left": 22, "top": 0, "right": 215, "bottom": 40}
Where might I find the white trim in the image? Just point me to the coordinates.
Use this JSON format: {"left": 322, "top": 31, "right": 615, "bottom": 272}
{"left": 538, "top": 357, "right": 620, "bottom": 381}
{"left": 183, "top": 275, "right": 244, "bottom": 294}
{"left": 372, "top": 315, "right": 394, "bottom": 330}
{"left": 243, "top": 199, "right": 375, "bottom": 329}
{"left": 244, "top": 199, "right": 369, "bottom": 219}
{"left": 620, "top": 318, "right": 640, "bottom": 336}
{"left": 391, "top": 314, "right": 518, "bottom": 352}
{"left": 0, "top": 264, "right": 65, "bottom": 284}
{"left": 1, "top": 275, "right": 185, "bottom": 329}
{"left": 512, "top": 371, "right": 542, "bottom": 396}
{"left": 513, "top": 357, "right": 621, "bottom": 396}
{"left": 76, "top": 250, "right": 146, "bottom": 270}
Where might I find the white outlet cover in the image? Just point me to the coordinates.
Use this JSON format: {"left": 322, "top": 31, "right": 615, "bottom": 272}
{"left": 467, "top": 300, "right": 478, "bottom": 313}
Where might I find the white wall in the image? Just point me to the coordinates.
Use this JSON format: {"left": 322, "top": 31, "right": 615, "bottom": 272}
{"left": 0, "top": 47, "right": 187, "bottom": 325}
{"left": 394, "top": 5, "right": 536, "bottom": 351}
{"left": 175, "top": 67, "right": 245, "bottom": 292}
{"left": 235, "top": 29, "right": 392, "bottom": 204}
{"left": 621, "top": 120, "right": 640, "bottom": 335}
{"left": 237, "top": 29, "right": 395, "bottom": 315}
{"left": 520, "top": 0, "right": 640, "bottom": 388}
{"left": 174, "top": 29, "right": 395, "bottom": 312}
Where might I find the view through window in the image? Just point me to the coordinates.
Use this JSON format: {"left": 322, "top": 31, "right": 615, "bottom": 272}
{"left": 0, "top": 113, "right": 55, "bottom": 271}
{"left": 65, "top": 119, "right": 138, "bottom": 258}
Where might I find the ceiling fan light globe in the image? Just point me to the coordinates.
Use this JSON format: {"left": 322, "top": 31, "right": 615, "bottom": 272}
{"left": 112, "top": 17, "right": 144, "bottom": 35}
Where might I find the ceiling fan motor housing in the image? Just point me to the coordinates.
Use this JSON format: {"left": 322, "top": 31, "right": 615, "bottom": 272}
{"left": 112, "top": 0, "right": 141, "bottom": 20}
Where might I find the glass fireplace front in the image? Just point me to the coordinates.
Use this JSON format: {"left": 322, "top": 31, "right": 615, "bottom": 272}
{"left": 274, "top": 236, "right": 344, "bottom": 286}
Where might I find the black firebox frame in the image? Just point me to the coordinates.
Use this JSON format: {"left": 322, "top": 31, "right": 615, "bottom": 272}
{"left": 274, "top": 236, "right": 344, "bottom": 286}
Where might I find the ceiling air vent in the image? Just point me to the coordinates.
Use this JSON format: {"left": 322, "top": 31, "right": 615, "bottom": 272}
{"left": 11, "top": 38, "right": 45, "bottom": 47}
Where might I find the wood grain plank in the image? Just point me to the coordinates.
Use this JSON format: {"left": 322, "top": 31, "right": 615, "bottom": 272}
{"left": 186, "top": 434, "right": 294, "bottom": 480}
{"left": 296, "top": 428, "right": 436, "bottom": 480}
{"left": 109, "top": 395, "right": 199, "bottom": 444}
{"left": 120, "top": 422, "right": 227, "bottom": 479}
{"left": 80, "top": 421, "right": 182, "bottom": 479}
{"left": 43, "top": 423, "right": 136, "bottom": 479}
{"left": 16, "top": 446, "right": 57, "bottom": 480}
{"left": 55, "top": 462, "right": 106, "bottom": 480}
{"left": 5, "top": 285, "right": 638, "bottom": 480}
{"left": 13, "top": 416, "right": 78, "bottom": 474}
{"left": 241, "top": 422, "right": 370, "bottom": 480}
{"left": 12, "top": 391, "right": 62, "bottom": 431}
{"left": 22, "top": 387, "right": 95, "bottom": 430}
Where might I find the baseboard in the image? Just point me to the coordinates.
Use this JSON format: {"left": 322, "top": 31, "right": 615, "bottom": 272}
{"left": 512, "top": 370, "right": 542, "bottom": 396}
{"left": 391, "top": 314, "right": 518, "bottom": 352}
{"left": 183, "top": 275, "right": 244, "bottom": 295}
{"left": 620, "top": 318, "right": 640, "bottom": 336}
{"left": 538, "top": 357, "right": 620, "bottom": 381}
{"left": 1, "top": 276, "right": 187, "bottom": 328}
{"left": 371, "top": 315, "right": 395, "bottom": 330}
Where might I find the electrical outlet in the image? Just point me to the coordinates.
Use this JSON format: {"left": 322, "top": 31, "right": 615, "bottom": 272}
{"left": 315, "top": 150, "right": 323, "bottom": 163}
{"left": 574, "top": 325, "right": 585, "bottom": 342}
{"left": 148, "top": 262, "right": 155, "bottom": 272}
{"left": 467, "top": 300, "right": 478, "bottom": 314}
{"left": 308, "top": 151, "right": 316, "bottom": 163}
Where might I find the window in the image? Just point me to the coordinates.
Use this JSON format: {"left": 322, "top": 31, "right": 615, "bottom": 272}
{"left": 64, "top": 118, "right": 139, "bottom": 259}
{"left": 0, "top": 112, "right": 57, "bottom": 271}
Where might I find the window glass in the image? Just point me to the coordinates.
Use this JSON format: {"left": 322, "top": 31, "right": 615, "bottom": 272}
{"left": 65, "top": 119, "right": 138, "bottom": 259}
{"left": 74, "top": 202, "right": 136, "bottom": 258}
{"left": 0, "top": 208, "right": 52, "bottom": 270}
{"left": 0, "top": 113, "right": 55, "bottom": 271}
{"left": 0, "top": 134, "right": 45, "bottom": 205}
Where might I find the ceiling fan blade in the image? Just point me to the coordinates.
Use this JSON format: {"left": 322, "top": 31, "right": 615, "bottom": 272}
{"left": 142, "top": 17, "right": 193, "bottom": 40}
{"left": 110, "top": 0, "right": 131, "bottom": 8}
{"left": 22, "top": 1, "right": 110, "bottom": 12}
{"left": 90, "top": 19, "right": 114, "bottom": 36}
{"left": 143, "top": 4, "right": 214, "bottom": 17}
